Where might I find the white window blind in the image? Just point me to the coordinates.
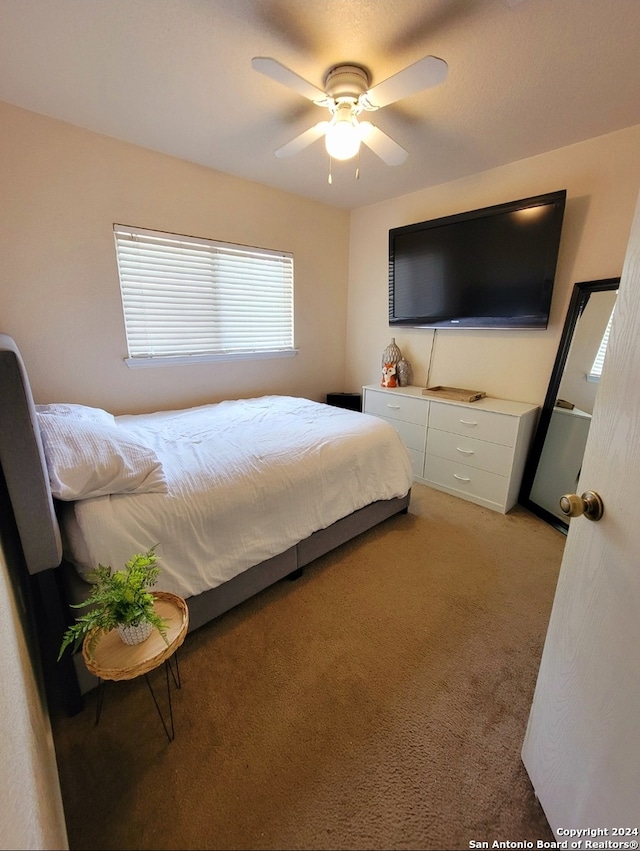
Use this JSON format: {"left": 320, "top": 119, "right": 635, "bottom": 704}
{"left": 114, "top": 225, "right": 294, "bottom": 363}
{"left": 588, "top": 307, "right": 614, "bottom": 381}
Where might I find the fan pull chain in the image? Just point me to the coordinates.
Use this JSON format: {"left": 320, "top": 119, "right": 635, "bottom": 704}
{"left": 328, "top": 154, "right": 361, "bottom": 183}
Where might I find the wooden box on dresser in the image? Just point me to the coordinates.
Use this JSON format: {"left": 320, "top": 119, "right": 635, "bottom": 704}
{"left": 362, "top": 385, "right": 539, "bottom": 514}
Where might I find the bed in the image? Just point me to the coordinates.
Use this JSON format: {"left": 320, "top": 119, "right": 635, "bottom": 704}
{"left": 0, "top": 333, "right": 412, "bottom": 712}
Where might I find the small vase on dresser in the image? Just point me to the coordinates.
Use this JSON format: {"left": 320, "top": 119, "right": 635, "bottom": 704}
{"left": 381, "top": 338, "right": 402, "bottom": 368}
{"left": 396, "top": 357, "right": 412, "bottom": 387}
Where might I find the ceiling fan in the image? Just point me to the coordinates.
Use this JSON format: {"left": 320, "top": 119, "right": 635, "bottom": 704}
{"left": 251, "top": 54, "right": 448, "bottom": 168}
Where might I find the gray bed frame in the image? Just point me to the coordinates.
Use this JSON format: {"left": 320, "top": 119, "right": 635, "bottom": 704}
{"left": 0, "top": 333, "right": 410, "bottom": 714}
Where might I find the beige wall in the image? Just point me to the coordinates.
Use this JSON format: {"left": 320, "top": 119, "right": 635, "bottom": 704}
{"left": 346, "top": 125, "right": 640, "bottom": 405}
{"left": 0, "top": 540, "right": 68, "bottom": 850}
{"left": 4, "top": 100, "right": 638, "bottom": 415}
{"left": 0, "top": 101, "right": 350, "bottom": 414}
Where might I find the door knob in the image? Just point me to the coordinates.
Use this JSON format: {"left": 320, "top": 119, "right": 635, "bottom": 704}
{"left": 559, "top": 490, "right": 604, "bottom": 521}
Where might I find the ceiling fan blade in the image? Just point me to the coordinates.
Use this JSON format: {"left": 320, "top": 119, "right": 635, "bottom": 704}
{"left": 366, "top": 55, "right": 448, "bottom": 108}
{"left": 251, "top": 57, "right": 328, "bottom": 102}
{"left": 359, "top": 122, "right": 408, "bottom": 166}
{"left": 275, "top": 122, "right": 329, "bottom": 158}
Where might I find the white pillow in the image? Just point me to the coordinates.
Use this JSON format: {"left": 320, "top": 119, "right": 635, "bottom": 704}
{"left": 36, "top": 403, "right": 116, "bottom": 427}
{"left": 37, "top": 414, "right": 168, "bottom": 500}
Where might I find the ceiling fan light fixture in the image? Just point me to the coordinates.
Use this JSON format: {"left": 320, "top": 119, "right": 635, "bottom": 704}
{"left": 252, "top": 54, "right": 448, "bottom": 167}
{"left": 324, "top": 102, "right": 361, "bottom": 161}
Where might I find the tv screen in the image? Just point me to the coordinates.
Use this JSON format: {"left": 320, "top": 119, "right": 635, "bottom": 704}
{"left": 388, "top": 190, "right": 566, "bottom": 330}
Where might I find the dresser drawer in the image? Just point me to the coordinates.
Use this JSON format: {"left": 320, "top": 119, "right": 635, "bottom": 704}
{"left": 426, "top": 428, "right": 513, "bottom": 476}
{"left": 424, "top": 454, "right": 509, "bottom": 507}
{"left": 385, "top": 418, "right": 426, "bottom": 453}
{"left": 364, "top": 389, "right": 428, "bottom": 427}
{"left": 406, "top": 448, "right": 425, "bottom": 480}
{"left": 428, "top": 401, "right": 519, "bottom": 447}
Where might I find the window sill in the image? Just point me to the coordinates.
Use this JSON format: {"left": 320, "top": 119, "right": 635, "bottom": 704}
{"left": 125, "top": 349, "right": 299, "bottom": 369}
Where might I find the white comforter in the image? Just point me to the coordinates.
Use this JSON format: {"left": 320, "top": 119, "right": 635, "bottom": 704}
{"left": 61, "top": 396, "right": 412, "bottom": 598}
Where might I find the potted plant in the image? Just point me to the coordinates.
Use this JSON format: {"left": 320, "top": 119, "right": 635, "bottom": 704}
{"left": 58, "top": 545, "right": 169, "bottom": 660}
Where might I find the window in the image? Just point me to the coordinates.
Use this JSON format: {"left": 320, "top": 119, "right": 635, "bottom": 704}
{"left": 114, "top": 225, "right": 295, "bottom": 366}
{"left": 587, "top": 306, "right": 614, "bottom": 382}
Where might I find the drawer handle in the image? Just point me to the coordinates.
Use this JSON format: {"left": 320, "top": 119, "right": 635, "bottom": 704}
{"left": 453, "top": 473, "right": 471, "bottom": 482}
{"left": 386, "top": 404, "right": 401, "bottom": 410}
{"left": 459, "top": 419, "right": 478, "bottom": 426}
{"left": 456, "top": 447, "right": 474, "bottom": 455}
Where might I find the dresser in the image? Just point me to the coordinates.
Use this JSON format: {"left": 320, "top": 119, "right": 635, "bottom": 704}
{"left": 362, "top": 385, "right": 538, "bottom": 514}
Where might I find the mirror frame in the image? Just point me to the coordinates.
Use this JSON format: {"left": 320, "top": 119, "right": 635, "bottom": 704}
{"left": 519, "top": 276, "right": 620, "bottom": 533}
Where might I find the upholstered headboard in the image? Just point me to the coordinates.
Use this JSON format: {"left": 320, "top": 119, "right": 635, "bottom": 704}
{"left": 0, "top": 333, "right": 62, "bottom": 574}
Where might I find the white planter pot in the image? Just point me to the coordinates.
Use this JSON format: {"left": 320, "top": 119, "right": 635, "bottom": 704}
{"left": 117, "top": 620, "right": 153, "bottom": 646}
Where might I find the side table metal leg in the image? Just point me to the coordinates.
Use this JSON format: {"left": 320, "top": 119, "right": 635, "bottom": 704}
{"left": 166, "top": 648, "right": 181, "bottom": 690}
{"left": 144, "top": 660, "right": 176, "bottom": 743}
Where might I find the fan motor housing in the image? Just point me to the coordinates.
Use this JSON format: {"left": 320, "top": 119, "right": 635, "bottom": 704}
{"left": 323, "top": 64, "right": 370, "bottom": 100}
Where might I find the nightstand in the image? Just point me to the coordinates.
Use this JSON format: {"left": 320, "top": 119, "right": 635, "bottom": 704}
{"left": 82, "top": 591, "right": 189, "bottom": 742}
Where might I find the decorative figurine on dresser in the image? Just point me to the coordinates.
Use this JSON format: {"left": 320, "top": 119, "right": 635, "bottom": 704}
{"left": 380, "top": 338, "right": 412, "bottom": 387}
{"left": 381, "top": 338, "right": 402, "bottom": 387}
{"left": 381, "top": 362, "right": 398, "bottom": 387}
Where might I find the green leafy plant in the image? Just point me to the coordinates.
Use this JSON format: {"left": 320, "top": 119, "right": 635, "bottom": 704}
{"left": 58, "top": 545, "right": 169, "bottom": 660}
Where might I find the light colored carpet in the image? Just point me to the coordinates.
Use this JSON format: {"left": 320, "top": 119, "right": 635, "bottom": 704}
{"left": 51, "top": 483, "right": 564, "bottom": 850}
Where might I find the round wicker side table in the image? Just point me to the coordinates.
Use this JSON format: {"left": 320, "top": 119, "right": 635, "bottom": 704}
{"left": 82, "top": 591, "right": 189, "bottom": 742}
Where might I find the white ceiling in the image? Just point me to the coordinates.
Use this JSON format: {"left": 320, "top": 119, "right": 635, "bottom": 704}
{"left": 1, "top": 0, "right": 639, "bottom": 210}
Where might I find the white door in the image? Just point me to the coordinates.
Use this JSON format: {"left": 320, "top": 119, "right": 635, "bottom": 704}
{"left": 522, "top": 189, "right": 640, "bottom": 832}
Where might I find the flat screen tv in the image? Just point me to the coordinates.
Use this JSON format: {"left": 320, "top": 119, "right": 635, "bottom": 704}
{"left": 388, "top": 189, "right": 566, "bottom": 330}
